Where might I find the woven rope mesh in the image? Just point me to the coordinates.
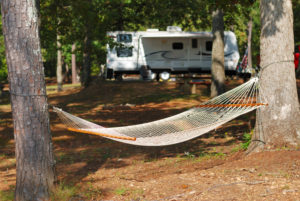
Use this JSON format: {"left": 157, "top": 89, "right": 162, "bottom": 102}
{"left": 53, "top": 77, "right": 265, "bottom": 146}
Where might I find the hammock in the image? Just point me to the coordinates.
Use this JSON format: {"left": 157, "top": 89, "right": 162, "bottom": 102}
{"left": 53, "top": 77, "right": 267, "bottom": 146}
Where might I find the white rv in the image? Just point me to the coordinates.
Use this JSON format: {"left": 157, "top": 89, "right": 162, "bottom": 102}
{"left": 106, "top": 26, "right": 240, "bottom": 80}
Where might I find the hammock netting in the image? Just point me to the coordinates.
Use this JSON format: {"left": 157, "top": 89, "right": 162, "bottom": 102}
{"left": 53, "top": 77, "right": 267, "bottom": 146}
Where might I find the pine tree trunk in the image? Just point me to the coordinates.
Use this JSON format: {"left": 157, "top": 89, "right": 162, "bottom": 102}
{"left": 210, "top": 8, "right": 225, "bottom": 98}
{"left": 56, "top": 34, "right": 63, "bottom": 91}
{"left": 248, "top": 0, "right": 300, "bottom": 152}
{"left": 1, "top": 0, "right": 55, "bottom": 200}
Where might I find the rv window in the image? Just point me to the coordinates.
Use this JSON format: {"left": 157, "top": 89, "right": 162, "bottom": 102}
{"left": 117, "top": 34, "right": 132, "bottom": 43}
{"left": 116, "top": 47, "right": 133, "bottom": 57}
{"left": 192, "top": 39, "right": 198, "bottom": 48}
{"left": 206, "top": 41, "right": 213, "bottom": 51}
{"left": 172, "top": 42, "right": 183, "bottom": 50}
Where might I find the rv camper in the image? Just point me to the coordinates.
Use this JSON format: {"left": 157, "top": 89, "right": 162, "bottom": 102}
{"left": 106, "top": 26, "right": 240, "bottom": 80}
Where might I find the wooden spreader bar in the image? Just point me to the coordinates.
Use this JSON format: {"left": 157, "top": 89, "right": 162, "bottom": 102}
{"left": 196, "top": 103, "right": 268, "bottom": 108}
{"left": 67, "top": 127, "right": 136, "bottom": 141}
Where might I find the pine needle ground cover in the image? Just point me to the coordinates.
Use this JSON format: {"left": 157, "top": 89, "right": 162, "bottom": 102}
{"left": 1, "top": 78, "right": 300, "bottom": 200}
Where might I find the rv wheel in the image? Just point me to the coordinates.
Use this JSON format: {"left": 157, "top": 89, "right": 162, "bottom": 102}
{"left": 159, "top": 71, "right": 170, "bottom": 81}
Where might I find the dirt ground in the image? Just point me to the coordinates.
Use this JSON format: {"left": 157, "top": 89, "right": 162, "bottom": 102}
{"left": 1, "top": 76, "right": 300, "bottom": 201}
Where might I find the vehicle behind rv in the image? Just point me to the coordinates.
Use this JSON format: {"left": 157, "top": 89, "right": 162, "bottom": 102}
{"left": 106, "top": 27, "right": 240, "bottom": 80}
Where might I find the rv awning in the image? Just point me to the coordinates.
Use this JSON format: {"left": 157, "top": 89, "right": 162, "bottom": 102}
{"left": 141, "top": 32, "right": 213, "bottom": 38}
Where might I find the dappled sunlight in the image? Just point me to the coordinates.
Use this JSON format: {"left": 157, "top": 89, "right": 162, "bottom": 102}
{"left": 52, "top": 135, "right": 75, "bottom": 142}
{"left": 0, "top": 154, "right": 16, "bottom": 193}
{"left": 1, "top": 77, "right": 299, "bottom": 200}
{"left": 0, "top": 158, "right": 16, "bottom": 171}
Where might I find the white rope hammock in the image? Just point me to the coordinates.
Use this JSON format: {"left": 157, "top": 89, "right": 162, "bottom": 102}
{"left": 53, "top": 77, "right": 267, "bottom": 146}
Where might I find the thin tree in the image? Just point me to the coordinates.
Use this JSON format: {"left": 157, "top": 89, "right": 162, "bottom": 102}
{"left": 1, "top": 0, "right": 55, "bottom": 200}
{"left": 247, "top": 17, "right": 253, "bottom": 70}
{"left": 82, "top": 30, "right": 92, "bottom": 87}
{"left": 57, "top": 33, "right": 63, "bottom": 91}
{"left": 72, "top": 43, "right": 78, "bottom": 84}
{"left": 210, "top": 8, "right": 226, "bottom": 97}
{"left": 248, "top": 0, "right": 300, "bottom": 152}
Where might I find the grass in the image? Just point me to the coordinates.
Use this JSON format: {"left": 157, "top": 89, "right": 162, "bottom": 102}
{"left": 113, "top": 187, "right": 144, "bottom": 199}
{"left": 114, "top": 187, "right": 128, "bottom": 196}
{"left": 0, "top": 157, "right": 16, "bottom": 170}
{"left": 0, "top": 189, "right": 14, "bottom": 201}
{"left": 231, "top": 145, "right": 242, "bottom": 153}
{"left": 83, "top": 182, "right": 102, "bottom": 199}
{"left": 46, "top": 83, "right": 81, "bottom": 90}
{"left": 51, "top": 182, "right": 78, "bottom": 201}
{"left": 195, "top": 152, "right": 226, "bottom": 162}
{"left": 46, "top": 83, "right": 81, "bottom": 95}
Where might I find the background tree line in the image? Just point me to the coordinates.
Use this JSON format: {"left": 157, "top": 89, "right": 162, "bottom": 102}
{"left": 0, "top": 0, "right": 298, "bottom": 87}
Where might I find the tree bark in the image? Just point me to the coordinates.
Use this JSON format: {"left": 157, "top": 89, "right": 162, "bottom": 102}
{"left": 1, "top": 0, "right": 55, "bottom": 200}
{"left": 210, "top": 8, "right": 225, "bottom": 98}
{"left": 248, "top": 0, "right": 300, "bottom": 152}
{"left": 56, "top": 34, "right": 63, "bottom": 91}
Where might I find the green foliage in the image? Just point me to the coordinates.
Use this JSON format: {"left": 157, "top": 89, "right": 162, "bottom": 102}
{"left": 37, "top": 0, "right": 264, "bottom": 82}
{"left": 0, "top": 19, "right": 7, "bottom": 82}
{"left": 1, "top": 0, "right": 298, "bottom": 82}
{"left": 0, "top": 64, "right": 7, "bottom": 81}
{"left": 241, "top": 131, "right": 253, "bottom": 150}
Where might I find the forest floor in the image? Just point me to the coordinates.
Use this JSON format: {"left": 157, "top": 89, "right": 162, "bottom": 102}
{"left": 1, "top": 76, "right": 300, "bottom": 201}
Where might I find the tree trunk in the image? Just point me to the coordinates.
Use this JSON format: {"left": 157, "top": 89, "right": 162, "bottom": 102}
{"left": 248, "top": 0, "right": 300, "bottom": 152}
{"left": 247, "top": 18, "right": 253, "bottom": 70}
{"left": 1, "top": 0, "right": 55, "bottom": 200}
{"left": 71, "top": 43, "right": 78, "bottom": 84}
{"left": 210, "top": 8, "right": 225, "bottom": 98}
{"left": 56, "top": 34, "right": 63, "bottom": 91}
{"left": 81, "top": 31, "right": 92, "bottom": 87}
